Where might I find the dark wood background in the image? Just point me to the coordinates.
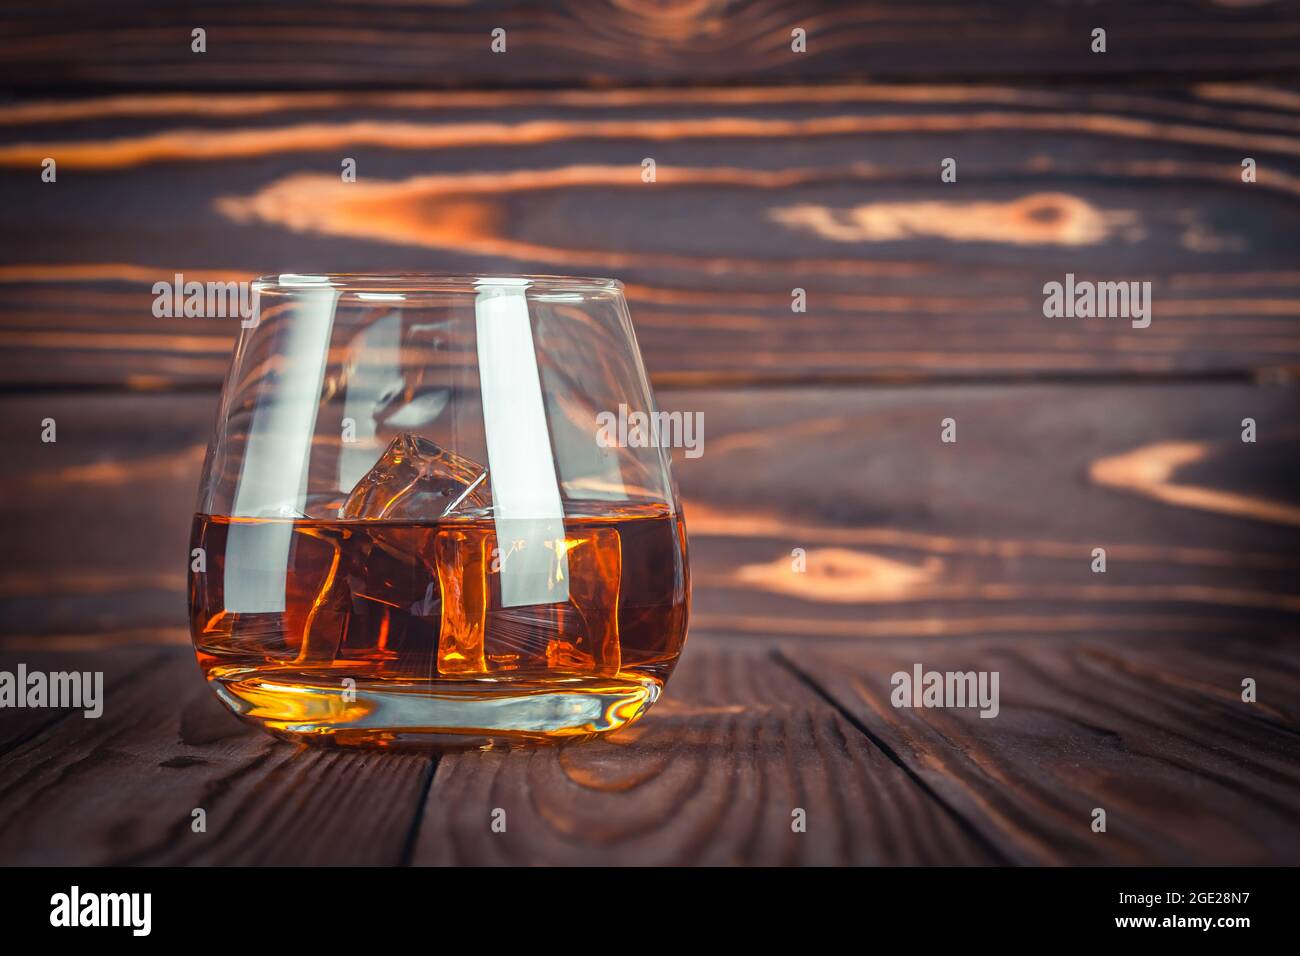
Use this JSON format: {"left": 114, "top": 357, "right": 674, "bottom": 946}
{"left": 0, "top": 0, "right": 1298, "bottom": 866}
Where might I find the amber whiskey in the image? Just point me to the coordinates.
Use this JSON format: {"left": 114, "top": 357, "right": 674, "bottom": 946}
{"left": 189, "top": 504, "right": 689, "bottom": 747}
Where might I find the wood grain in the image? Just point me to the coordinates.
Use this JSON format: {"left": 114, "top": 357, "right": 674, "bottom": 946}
{"left": 3, "top": 632, "right": 1294, "bottom": 864}
{"left": 783, "top": 633, "right": 1300, "bottom": 863}
{"left": 0, "top": 640, "right": 997, "bottom": 865}
{"left": 413, "top": 642, "right": 995, "bottom": 865}
{"left": 3, "top": 1, "right": 1299, "bottom": 91}
{"left": 0, "top": 647, "right": 433, "bottom": 865}
{"left": 3, "top": 84, "right": 1300, "bottom": 386}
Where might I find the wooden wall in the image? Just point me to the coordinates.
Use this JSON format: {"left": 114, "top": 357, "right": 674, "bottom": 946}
{"left": 2, "top": 0, "right": 1297, "bottom": 649}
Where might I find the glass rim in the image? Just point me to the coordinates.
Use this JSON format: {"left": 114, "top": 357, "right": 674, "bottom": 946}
{"left": 253, "top": 272, "right": 625, "bottom": 294}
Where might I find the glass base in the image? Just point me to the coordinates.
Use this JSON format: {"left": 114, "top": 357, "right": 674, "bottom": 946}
{"left": 205, "top": 664, "right": 662, "bottom": 749}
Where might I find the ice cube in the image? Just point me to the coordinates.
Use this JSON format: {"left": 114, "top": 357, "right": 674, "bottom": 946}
{"left": 343, "top": 529, "right": 441, "bottom": 661}
{"left": 336, "top": 434, "right": 491, "bottom": 675}
{"left": 434, "top": 529, "right": 488, "bottom": 675}
{"left": 473, "top": 526, "right": 623, "bottom": 678}
{"left": 294, "top": 431, "right": 488, "bottom": 665}
{"left": 292, "top": 525, "right": 353, "bottom": 665}
{"left": 556, "top": 525, "right": 622, "bottom": 677}
{"left": 430, "top": 525, "right": 624, "bottom": 679}
{"left": 295, "top": 524, "right": 444, "bottom": 667}
{"left": 340, "top": 433, "right": 491, "bottom": 520}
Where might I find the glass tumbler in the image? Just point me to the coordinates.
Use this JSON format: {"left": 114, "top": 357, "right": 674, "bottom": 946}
{"left": 189, "top": 274, "right": 690, "bottom": 747}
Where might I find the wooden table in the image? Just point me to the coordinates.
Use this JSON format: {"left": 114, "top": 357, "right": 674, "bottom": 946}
{"left": 1, "top": 1, "right": 1298, "bottom": 865}
{"left": 2, "top": 630, "right": 1297, "bottom": 865}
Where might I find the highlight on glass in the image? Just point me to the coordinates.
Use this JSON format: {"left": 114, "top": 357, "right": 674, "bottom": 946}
{"left": 189, "top": 274, "right": 690, "bottom": 748}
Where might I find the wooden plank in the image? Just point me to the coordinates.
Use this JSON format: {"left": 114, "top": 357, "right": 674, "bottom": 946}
{"left": 1, "top": 383, "right": 1296, "bottom": 649}
{"left": 3, "top": 1, "right": 1299, "bottom": 91}
{"left": 0, "top": 646, "right": 433, "bottom": 865}
{"left": 4, "top": 84, "right": 1300, "bottom": 386}
{"left": 678, "top": 384, "right": 1300, "bottom": 642}
{"left": 782, "top": 633, "right": 1300, "bottom": 864}
{"left": 412, "top": 641, "right": 997, "bottom": 865}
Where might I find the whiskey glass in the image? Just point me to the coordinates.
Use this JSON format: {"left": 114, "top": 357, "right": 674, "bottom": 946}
{"left": 189, "top": 274, "right": 689, "bottom": 747}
